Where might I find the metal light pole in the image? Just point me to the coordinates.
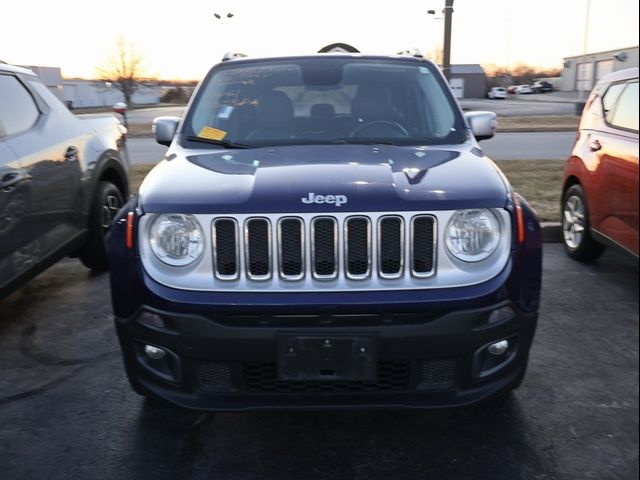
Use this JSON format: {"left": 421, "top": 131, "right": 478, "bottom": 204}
{"left": 442, "top": 0, "right": 454, "bottom": 80}
{"left": 427, "top": 9, "right": 443, "bottom": 65}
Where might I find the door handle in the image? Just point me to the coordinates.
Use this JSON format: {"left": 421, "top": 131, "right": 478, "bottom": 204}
{"left": 588, "top": 139, "right": 602, "bottom": 151}
{"left": 64, "top": 146, "right": 79, "bottom": 161}
{"left": 0, "top": 171, "right": 31, "bottom": 192}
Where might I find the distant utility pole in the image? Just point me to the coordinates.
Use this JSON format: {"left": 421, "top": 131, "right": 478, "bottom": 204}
{"left": 442, "top": 0, "right": 454, "bottom": 80}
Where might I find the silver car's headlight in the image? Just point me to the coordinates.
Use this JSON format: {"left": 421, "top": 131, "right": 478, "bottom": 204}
{"left": 149, "top": 214, "right": 204, "bottom": 266}
{"left": 445, "top": 209, "right": 501, "bottom": 262}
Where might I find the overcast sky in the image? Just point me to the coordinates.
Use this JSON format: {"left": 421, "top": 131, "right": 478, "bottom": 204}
{"left": 2, "top": 0, "right": 638, "bottom": 79}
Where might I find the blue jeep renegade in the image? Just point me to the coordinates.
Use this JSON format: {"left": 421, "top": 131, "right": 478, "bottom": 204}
{"left": 108, "top": 47, "right": 542, "bottom": 410}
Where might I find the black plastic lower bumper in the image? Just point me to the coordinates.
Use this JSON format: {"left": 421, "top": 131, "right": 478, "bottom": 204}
{"left": 115, "top": 300, "right": 537, "bottom": 411}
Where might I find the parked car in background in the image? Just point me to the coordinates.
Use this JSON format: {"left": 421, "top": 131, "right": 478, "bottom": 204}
{"left": 514, "top": 85, "right": 533, "bottom": 94}
{"left": 0, "top": 63, "right": 129, "bottom": 298}
{"left": 506, "top": 85, "right": 518, "bottom": 94}
{"left": 561, "top": 67, "right": 639, "bottom": 261}
{"left": 530, "top": 81, "right": 553, "bottom": 93}
{"left": 108, "top": 46, "right": 542, "bottom": 411}
{"left": 488, "top": 87, "right": 507, "bottom": 99}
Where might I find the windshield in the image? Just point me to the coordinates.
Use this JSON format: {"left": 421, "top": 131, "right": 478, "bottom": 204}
{"left": 184, "top": 57, "right": 466, "bottom": 148}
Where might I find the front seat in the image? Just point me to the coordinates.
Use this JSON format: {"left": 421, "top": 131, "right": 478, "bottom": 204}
{"left": 246, "top": 91, "right": 295, "bottom": 140}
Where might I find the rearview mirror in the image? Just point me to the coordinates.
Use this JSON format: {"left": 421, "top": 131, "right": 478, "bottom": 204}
{"left": 153, "top": 116, "right": 181, "bottom": 147}
{"left": 464, "top": 111, "right": 497, "bottom": 141}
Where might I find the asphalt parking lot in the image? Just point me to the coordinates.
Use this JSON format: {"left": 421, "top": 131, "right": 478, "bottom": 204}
{"left": 0, "top": 244, "right": 637, "bottom": 480}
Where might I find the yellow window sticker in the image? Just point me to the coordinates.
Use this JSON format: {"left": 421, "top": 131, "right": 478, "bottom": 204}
{"left": 198, "top": 126, "right": 227, "bottom": 141}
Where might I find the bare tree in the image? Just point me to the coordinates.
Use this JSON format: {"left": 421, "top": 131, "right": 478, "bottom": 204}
{"left": 97, "top": 37, "right": 143, "bottom": 106}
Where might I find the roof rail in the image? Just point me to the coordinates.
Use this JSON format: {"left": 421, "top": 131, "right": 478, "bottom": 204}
{"left": 396, "top": 48, "right": 424, "bottom": 58}
{"left": 318, "top": 43, "right": 360, "bottom": 54}
{"left": 221, "top": 51, "right": 248, "bottom": 62}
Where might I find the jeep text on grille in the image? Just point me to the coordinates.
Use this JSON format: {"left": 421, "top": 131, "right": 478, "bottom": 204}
{"left": 301, "top": 192, "right": 348, "bottom": 206}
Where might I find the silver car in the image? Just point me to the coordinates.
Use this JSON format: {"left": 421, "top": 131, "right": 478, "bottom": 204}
{"left": 0, "top": 63, "right": 129, "bottom": 298}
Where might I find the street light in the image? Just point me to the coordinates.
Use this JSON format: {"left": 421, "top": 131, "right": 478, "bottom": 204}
{"left": 213, "top": 12, "right": 234, "bottom": 22}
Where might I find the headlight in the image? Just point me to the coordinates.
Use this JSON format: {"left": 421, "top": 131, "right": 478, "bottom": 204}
{"left": 445, "top": 209, "right": 500, "bottom": 262}
{"left": 149, "top": 214, "right": 204, "bottom": 266}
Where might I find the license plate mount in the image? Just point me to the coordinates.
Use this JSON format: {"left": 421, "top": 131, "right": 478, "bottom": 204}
{"left": 277, "top": 335, "right": 377, "bottom": 381}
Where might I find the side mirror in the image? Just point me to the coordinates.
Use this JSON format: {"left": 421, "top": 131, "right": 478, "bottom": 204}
{"left": 464, "top": 111, "right": 497, "bottom": 141}
{"left": 153, "top": 116, "right": 180, "bottom": 147}
{"left": 113, "top": 102, "right": 128, "bottom": 115}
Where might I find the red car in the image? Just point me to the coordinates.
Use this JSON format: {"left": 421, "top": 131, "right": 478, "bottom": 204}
{"left": 561, "top": 68, "right": 639, "bottom": 260}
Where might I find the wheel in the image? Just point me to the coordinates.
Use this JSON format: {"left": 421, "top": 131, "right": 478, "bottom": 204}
{"left": 350, "top": 120, "right": 410, "bottom": 138}
{"left": 79, "top": 181, "right": 125, "bottom": 270}
{"left": 561, "top": 184, "right": 605, "bottom": 261}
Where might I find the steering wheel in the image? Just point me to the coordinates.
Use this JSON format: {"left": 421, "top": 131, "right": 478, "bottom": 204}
{"left": 350, "top": 120, "right": 410, "bottom": 138}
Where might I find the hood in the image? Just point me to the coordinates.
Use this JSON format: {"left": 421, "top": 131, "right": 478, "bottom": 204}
{"left": 139, "top": 144, "right": 509, "bottom": 213}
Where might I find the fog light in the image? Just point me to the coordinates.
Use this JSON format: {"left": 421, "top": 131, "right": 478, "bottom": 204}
{"left": 488, "top": 340, "right": 509, "bottom": 356}
{"left": 144, "top": 345, "right": 166, "bottom": 360}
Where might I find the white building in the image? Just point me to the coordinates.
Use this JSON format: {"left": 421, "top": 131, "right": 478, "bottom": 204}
{"left": 24, "top": 66, "right": 65, "bottom": 100}
{"left": 61, "top": 80, "right": 161, "bottom": 108}
{"left": 20, "top": 65, "right": 162, "bottom": 108}
{"left": 560, "top": 46, "right": 639, "bottom": 92}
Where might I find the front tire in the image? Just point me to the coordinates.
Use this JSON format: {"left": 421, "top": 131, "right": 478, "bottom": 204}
{"left": 561, "top": 184, "right": 605, "bottom": 261}
{"left": 79, "top": 181, "right": 125, "bottom": 270}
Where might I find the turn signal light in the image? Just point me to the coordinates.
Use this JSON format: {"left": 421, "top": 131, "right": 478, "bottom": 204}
{"left": 126, "top": 211, "right": 135, "bottom": 249}
{"left": 515, "top": 197, "right": 525, "bottom": 244}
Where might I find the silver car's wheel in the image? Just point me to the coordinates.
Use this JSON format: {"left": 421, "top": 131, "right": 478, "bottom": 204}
{"left": 561, "top": 184, "right": 605, "bottom": 261}
{"left": 562, "top": 194, "right": 585, "bottom": 248}
{"left": 79, "top": 181, "right": 125, "bottom": 270}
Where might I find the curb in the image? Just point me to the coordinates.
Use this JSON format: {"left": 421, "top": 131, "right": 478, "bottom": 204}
{"left": 541, "top": 222, "right": 562, "bottom": 243}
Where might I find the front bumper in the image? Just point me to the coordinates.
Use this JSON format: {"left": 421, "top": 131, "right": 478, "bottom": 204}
{"left": 115, "top": 294, "right": 537, "bottom": 411}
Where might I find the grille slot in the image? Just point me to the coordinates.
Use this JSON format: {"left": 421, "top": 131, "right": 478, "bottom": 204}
{"left": 312, "top": 217, "right": 338, "bottom": 279}
{"left": 345, "top": 217, "right": 371, "bottom": 278}
{"left": 278, "top": 218, "right": 304, "bottom": 280}
{"left": 245, "top": 218, "right": 271, "bottom": 279}
{"left": 411, "top": 215, "right": 436, "bottom": 276}
{"left": 243, "top": 361, "right": 410, "bottom": 393}
{"left": 378, "top": 216, "right": 404, "bottom": 278}
{"left": 212, "top": 219, "right": 239, "bottom": 279}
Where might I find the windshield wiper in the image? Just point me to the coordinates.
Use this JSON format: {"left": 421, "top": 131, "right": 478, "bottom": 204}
{"left": 185, "top": 136, "right": 253, "bottom": 149}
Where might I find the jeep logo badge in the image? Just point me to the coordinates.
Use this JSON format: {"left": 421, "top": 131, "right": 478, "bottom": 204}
{"left": 301, "top": 192, "right": 348, "bottom": 207}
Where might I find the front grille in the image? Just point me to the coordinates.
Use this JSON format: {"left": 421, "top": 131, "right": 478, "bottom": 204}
{"left": 209, "top": 213, "right": 436, "bottom": 284}
{"left": 243, "top": 361, "right": 410, "bottom": 393}
{"left": 197, "top": 362, "right": 234, "bottom": 392}
{"left": 196, "top": 359, "right": 458, "bottom": 394}
{"left": 417, "top": 358, "right": 457, "bottom": 390}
